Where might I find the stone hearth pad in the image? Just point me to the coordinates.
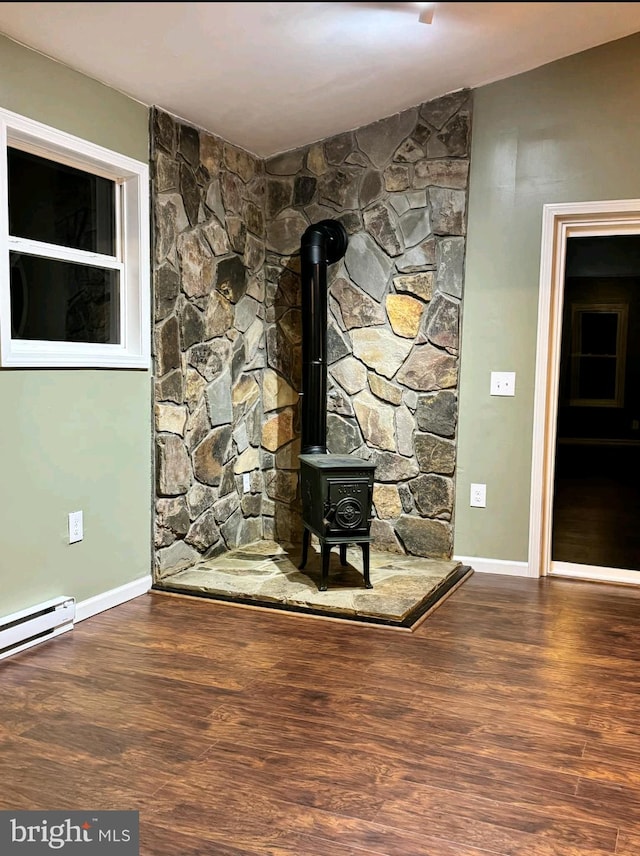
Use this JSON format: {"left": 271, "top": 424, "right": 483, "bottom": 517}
{"left": 155, "top": 540, "right": 473, "bottom": 628}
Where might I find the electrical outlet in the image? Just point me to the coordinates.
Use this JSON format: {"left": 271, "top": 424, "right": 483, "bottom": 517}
{"left": 490, "top": 371, "right": 516, "bottom": 396}
{"left": 243, "top": 473, "right": 250, "bottom": 493}
{"left": 470, "top": 483, "right": 486, "bottom": 508}
{"left": 68, "top": 511, "right": 83, "bottom": 544}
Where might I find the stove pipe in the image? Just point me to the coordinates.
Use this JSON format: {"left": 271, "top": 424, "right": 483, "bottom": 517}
{"left": 299, "top": 219, "right": 349, "bottom": 455}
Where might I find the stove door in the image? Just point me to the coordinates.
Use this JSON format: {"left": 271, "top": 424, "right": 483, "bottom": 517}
{"left": 325, "top": 478, "right": 371, "bottom": 535}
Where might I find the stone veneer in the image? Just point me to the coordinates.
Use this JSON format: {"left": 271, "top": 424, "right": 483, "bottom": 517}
{"left": 152, "top": 90, "right": 471, "bottom": 580}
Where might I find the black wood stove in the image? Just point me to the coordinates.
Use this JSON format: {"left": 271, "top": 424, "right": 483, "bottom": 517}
{"left": 297, "top": 220, "right": 376, "bottom": 591}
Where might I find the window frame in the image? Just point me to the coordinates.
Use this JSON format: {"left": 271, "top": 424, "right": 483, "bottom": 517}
{"left": 0, "top": 107, "right": 150, "bottom": 368}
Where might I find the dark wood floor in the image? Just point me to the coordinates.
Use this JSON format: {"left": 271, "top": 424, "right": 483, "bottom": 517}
{"left": 2, "top": 574, "right": 640, "bottom": 855}
{"left": 552, "top": 444, "right": 640, "bottom": 571}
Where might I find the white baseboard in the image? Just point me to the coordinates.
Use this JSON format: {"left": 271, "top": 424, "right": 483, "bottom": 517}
{"left": 454, "top": 556, "right": 534, "bottom": 577}
{"left": 75, "top": 575, "right": 152, "bottom": 623}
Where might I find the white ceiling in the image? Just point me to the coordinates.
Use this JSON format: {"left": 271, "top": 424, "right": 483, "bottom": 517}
{"left": 1, "top": 2, "right": 640, "bottom": 158}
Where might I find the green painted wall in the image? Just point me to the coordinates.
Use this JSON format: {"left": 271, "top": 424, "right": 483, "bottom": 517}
{"left": 0, "top": 35, "right": 148, "bottom": 161}
{"left": 0, "top": 36, "right": 151, "bottom": 617}
{"left": 455, "top": 32, "right": 640, "bottom": 563}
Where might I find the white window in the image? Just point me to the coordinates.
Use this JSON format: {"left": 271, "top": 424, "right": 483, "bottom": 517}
{"left": 0, "top": 107, "right": 150, "bottom": 368}
{"left": 569, "top": 302, "right": 628, "bottom": 408}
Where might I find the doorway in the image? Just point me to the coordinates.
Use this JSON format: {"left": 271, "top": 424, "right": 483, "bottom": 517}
{"left": 529, "top": 200, "right": 640, "bottom": 583}
{"left": 552, "top": 235, "right": 640, "bottom": 572}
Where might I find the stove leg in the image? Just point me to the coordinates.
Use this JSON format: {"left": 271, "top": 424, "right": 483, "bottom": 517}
{"left": 362, "top": 543, "right": 373, "bottom": 589}
{"left": 320, "top": 544, "right": 330, "bottom": 591}
{"left": 339, "top": 544, "right": 348, "bottom": 566}
{"left": 298, "top": 528, "right": 310, "bottom": 570}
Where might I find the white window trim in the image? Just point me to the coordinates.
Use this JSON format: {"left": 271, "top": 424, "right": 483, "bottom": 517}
{"left": 568, "top": 302, "right": 628, "bottom": 408}
{"left": 0, "top": 106, "right": 150, "bottom": 369}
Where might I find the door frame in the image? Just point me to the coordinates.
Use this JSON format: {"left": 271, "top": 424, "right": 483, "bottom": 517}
{"left": 528, "top": 198, "right": 640, "bottom": 582}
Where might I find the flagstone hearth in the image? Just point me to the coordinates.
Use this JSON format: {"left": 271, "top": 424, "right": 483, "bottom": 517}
{"left": 154, "top": 539, "right": 472, "bottom": 629}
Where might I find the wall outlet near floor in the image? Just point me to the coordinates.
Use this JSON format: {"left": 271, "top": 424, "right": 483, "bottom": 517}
{"left": 490, "top": 371, "right": 516, "bottom": 396}
{"left": 243, "top": 473, "right": 250, "bottom": 493}
{"left": 68, "top": 510, "right": 83, "bottom": 544}
{"left": 470, "top": 483, "right": 486, "bottom": 508}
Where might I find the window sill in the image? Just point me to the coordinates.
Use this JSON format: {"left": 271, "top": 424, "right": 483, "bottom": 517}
{"left": 1, "top": 342, "right": 151, "bottom": 369}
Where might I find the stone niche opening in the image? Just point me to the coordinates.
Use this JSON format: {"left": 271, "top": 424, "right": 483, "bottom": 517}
{"left": 151, "top": 90, "right": 471, "bottom": 590}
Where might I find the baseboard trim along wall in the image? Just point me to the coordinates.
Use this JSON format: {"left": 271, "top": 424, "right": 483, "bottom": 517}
{"left": 75, "top": 575, "right": 152, "bottom": 622}
{"left": 454, "top": 556, "right": 534, "bottom": 577}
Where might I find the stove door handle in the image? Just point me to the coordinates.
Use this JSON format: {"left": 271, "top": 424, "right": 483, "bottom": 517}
{"left": 323, "top": 503, "right": 336, "bottom": 529}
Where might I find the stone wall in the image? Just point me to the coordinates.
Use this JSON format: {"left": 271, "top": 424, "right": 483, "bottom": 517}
{"left": 152, "top": 109, "right": 267, "bottom": 578}
{"left": 152, "top": 90, "right": 471, "bottom": 577}
{"left": 264, "top": 90, "right": 471, "bottom": 558}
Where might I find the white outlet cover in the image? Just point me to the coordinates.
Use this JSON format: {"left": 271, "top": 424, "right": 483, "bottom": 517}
{"left": 470, "top": 483, "right": 486, "bottom": 508}
{"left": 490, "top": 371, "right": 516, "bottom": 396}
{"left": 243, "top": 473, "right": 250, "bottom": 492}
{"left": 68, "top": 510, "right": 83, "bottom": 543}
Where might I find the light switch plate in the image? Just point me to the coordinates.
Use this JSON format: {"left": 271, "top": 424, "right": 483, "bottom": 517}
{"left": 490, "top": 371, "right": 516, "bottom": 396}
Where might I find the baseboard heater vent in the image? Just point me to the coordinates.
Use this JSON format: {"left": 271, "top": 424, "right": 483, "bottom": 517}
{"left": 0, "top": 597, "right": 75, "bottom": 661}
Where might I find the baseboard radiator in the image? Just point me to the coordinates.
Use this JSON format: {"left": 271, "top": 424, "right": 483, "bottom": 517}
{"left": 0, "top": 597, "right": 75, "bottom": 662}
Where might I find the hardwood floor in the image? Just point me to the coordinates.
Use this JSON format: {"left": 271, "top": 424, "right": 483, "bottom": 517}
{"left": 552, "top": 444, "right": 640, "bottom": 570}
{"left": 2, "top": 574, "right": 640, "bottom": 855}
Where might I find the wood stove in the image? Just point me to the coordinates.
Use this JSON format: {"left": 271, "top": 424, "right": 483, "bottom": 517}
{"left": 297, "top": 220, "right": 376, "bottom": 591}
